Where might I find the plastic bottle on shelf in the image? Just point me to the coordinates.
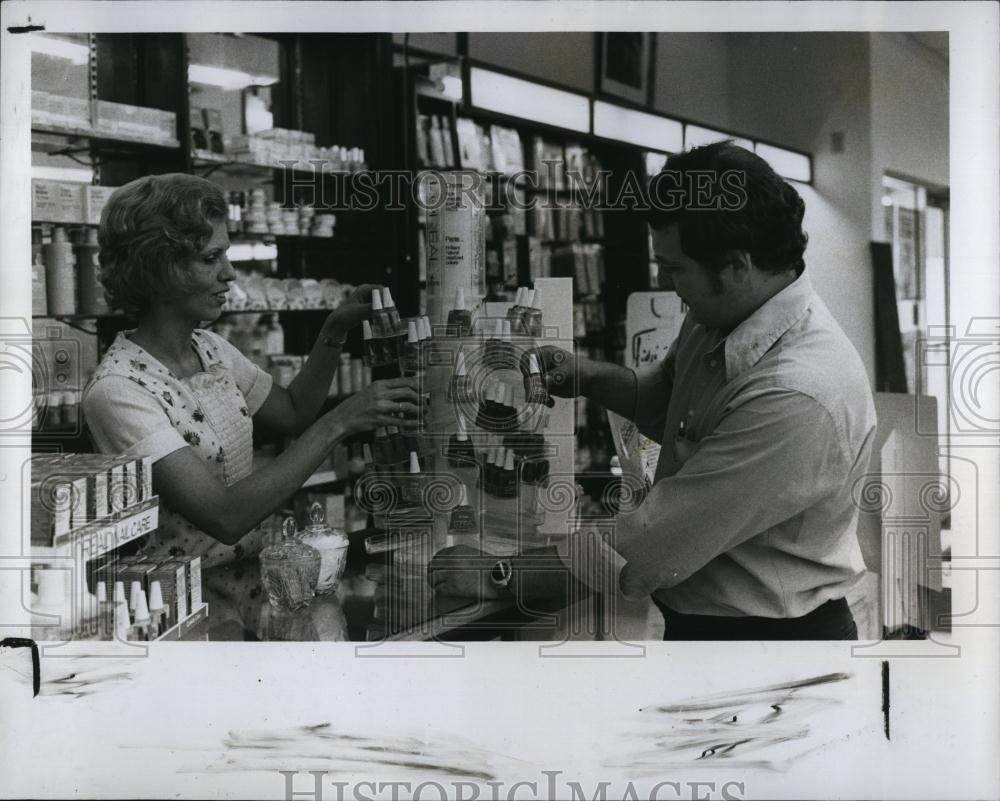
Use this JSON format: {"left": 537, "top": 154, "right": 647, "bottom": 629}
{"left": 76, "top": 227, "right": 108, "bottom": 315}
{"left": 131, "top": 587, "right": 151, "bottom": 641}
{"left": 446, "top": 286, "right": 473, "bottom": 337}
{"left": 44, "top": 226, "right": 77, "bottom": 316}
{"left": 31, "top": 228, "right": 48, "bottom": 316}
{"left": 265, "top": 315, "right": 285, "bottom": 356}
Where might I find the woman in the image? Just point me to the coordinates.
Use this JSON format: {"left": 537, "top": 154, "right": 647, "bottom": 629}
{"left": 83, "top": 173, "right": 417, "bottom": 635}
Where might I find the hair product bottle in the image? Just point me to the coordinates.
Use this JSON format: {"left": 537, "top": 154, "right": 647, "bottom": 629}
{"left": 44, "top": 226, "right": 77, "bottom": 316}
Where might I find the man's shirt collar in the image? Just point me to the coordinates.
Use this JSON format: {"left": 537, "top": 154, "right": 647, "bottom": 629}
{"left": 701, "top": 273, "right": 815, "bottom": 381}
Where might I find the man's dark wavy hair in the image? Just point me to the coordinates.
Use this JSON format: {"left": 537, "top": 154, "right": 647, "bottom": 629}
{"left": 647, "top": 140, "right": 808, "bottom": 276}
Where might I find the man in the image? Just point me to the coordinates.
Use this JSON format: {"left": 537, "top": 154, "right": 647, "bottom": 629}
{"left": 430, "top": 141, "right": 876, "bottom": 640}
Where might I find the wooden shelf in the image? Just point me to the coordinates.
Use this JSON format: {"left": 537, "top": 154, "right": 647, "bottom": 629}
{"left": 32, "top": 123, "right": 180, "bottom": 151}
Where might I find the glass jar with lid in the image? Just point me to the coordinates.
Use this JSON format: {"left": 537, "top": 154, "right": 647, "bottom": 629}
{"left": 297, "top": 502, "right": 350, "bottom": 595}
{"left": 259, "top": 517, "right": 321, "bottom": 610}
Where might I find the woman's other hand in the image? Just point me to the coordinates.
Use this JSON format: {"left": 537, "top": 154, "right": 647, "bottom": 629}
{"left": 331, "top": 377, "right": 421, "bottom": 436}
{"left": 322, "top": 283, "right": 381, "bottom": 340}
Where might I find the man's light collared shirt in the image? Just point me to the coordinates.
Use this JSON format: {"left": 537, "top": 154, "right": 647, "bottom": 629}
{"left": 616, "top": 274, "right": 876, "bottom": 617}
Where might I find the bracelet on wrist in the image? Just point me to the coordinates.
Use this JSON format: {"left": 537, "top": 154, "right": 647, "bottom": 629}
{"left": 321, "top": 332, "right": 347, "bottom": 348}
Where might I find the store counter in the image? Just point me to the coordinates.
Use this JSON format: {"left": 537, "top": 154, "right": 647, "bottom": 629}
{"left": 217, "top": 528, "right": 581, "bottom": 642}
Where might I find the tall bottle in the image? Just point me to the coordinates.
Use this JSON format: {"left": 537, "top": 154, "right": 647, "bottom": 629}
{"left": 76, "top": 227, "right": 108, "bottom": 315}
{"left": 45, "top": 226, "right": 77, "bottom": 316}
{"left": 31, "top": 228, "right": 48, "bottom": 316}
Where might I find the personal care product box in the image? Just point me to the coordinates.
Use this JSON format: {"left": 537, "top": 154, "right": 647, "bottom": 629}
{"left": 148, "top": 561, "right": 187, "bottom": 627}
{"left": 32, "top": 180, "right": 85, "bottom": 224}
{"left": 83, "top": 185, "right": 116, "bottom": 225}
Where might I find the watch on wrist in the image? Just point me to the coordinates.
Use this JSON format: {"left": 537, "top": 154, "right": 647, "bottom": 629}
{"left": 490, "top": 559, "right": 513, "bottom": 588}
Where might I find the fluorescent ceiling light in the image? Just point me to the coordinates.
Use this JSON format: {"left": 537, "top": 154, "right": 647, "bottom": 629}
{"left": 31, "top": 166, "right": 95, "bottom": 183}
{"left": 30, "top": 35, "right": 89, "bottom": 65}
{"left": 439, "top": 75, "right": 464, "bottom": 102}
{"left": 684, "top": 124, "right": 753, "bottom": 152}
{"left": 754, "top": 142, "right": 812, "bottom": 183}
{"left": 644, "top": 151, "right": 668, "bottom": 177}
{"left": 189, "top": 64, "right": 279, "bottom": 91}
{"left": 470, "top": 67, "right": 589, "bottom": 134}
{"left": 593, "top": 101, "right": 683, "bottom": 153}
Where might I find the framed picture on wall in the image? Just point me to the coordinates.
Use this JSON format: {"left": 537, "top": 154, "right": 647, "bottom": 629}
{"left": 596, "top": 32, "right": 656, "bottom": 105}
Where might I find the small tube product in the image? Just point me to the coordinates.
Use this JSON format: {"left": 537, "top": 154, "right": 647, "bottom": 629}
{"left": 499, "top": 449, "right": 518, "bottom": 498}
{"left": 449, "top": 484, "right": 477, "bottom": 532}
{"left": 370, "top": 288, "right": 393, "bottom": 337}
{"left": 523, "top": 288, "right": 543, "bottom": 337}
{"left": 400, "top": 320, "right": 420, "bottom": 374}
{"left": 446, "top": 286, "right": 472, "bottom": 337}
{"left": 447, "top": 417, "right": 476, "bottom": 468}
{"left": 381, "top": 288, "right": 403, "bottom": 334}
{"left": 401, "top": 452, "right": 424, "bottom": 506}
{"left": 449, "top": 351, "right": 472, "bottom": 405}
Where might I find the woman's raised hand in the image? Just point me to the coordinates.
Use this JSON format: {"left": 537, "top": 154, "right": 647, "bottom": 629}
{"left": 330, "top": 377, "right": 422, "bottom": 436}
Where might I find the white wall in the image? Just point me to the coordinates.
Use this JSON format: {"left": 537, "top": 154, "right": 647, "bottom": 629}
{"left": 651, "top": 33, "right": 730, "bottom": 127}
{"left": 468, "top": 32, "right": 594, "bottom": 93}
{"left": 869, "top": 33, "right": 949, "bottom": 241}
{"left": 727, "top": 33, "right": 877, "bottom": 382}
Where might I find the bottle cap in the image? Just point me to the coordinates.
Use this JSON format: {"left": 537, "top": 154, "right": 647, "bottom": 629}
{"left": 309, "top": 502, "right": 325, "bottom": 525}
{"left": 382, "top": 287, "right": 397, "bottom": 308}
{"left": 363, "top": 443, "right": 373, "bottom": 462}
{"left": 528, "top": 353, "right": 542, "bottom": 375}
{"left": 362, "top": 320, "right": 373, "bottom": 340}
{"left": 52, "top": 226, "right": 68, "bottom": 243}
{"left": 409, "top": 452, "right": 421, "bottom": 474}
{"left": 526, "top": 288, "right": 538, "bottom": 308}
{"left": 133, "top": 588, "right": 150, "bottom": 625}
{"left": 501, "top": 320, "right": 512, "bottom": 342}
{"left": 371, "top": 288, "right": 384, "bottom": 310}
{"left": 504, "top": 449, "right": 515, "bottom": 471}
{"left": 455, "top": 351, "right": 467, "bottom": 376}
{"left": 457, "top": 416, "right": 468, "bottom": 440}
{"left": 148, "top": 581, "right": 164, "bottom": 612}
{"left": 454, "top": 286, "right": 466, "bottom": 311}
{"left": 114, "top": 581, "right": 126, "bottom": 605}
{"left": 96, "top": 581, "right": 107, "bottom": 603}
{"left": 407, "top": 320, "right": 419, "bottom": 343}
{"left": 128, "top": 581, "right": 141, "bottom": 611}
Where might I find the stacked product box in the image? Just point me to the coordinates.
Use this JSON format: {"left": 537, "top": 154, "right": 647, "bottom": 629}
{"left": 30, "top": 453, "right": 154, "bottom": 547}
{"left": 31, "top": 181, "right": 117, "bottom": 225}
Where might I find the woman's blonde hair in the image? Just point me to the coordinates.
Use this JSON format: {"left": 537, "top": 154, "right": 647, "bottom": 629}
{"left": 98, "top": 173, "right": 227, "bottom": 316}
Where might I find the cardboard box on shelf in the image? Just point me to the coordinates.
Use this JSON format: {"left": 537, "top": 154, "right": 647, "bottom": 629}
{"left": 94, "top": 99, "right": 176, "bottom": 142}
{"left": 32, "top": 180, "right": 85, "bottom": 224}
{"left": 83, "top": 185, "right": 117, "bottom": 225}
{"left": 31, "top": 91, "right": 91, "bottom": 129}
